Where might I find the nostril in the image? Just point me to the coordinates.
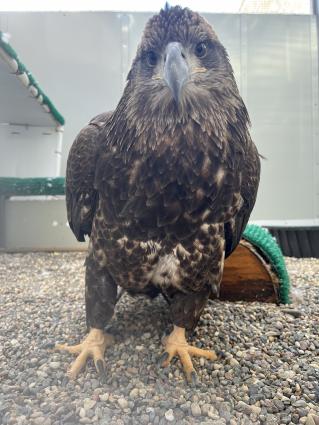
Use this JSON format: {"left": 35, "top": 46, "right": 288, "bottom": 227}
{"left": 181, "top": 51, "right": 186, "bottom": 59}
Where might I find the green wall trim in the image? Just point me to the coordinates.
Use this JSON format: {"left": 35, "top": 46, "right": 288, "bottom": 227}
{"left": 0, "top": 177, "right": 65, "bottom": 196}
{"left": 0, "top": 31, "right": 65, "bottom": 126}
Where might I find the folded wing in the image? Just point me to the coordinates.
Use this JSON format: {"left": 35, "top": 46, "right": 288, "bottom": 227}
{"left": 66, "top": 112, "right": 112, "bottom": 241}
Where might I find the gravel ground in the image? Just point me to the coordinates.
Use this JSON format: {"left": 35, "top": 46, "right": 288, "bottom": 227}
{"left": 0, "top": 252, "right": 319, "bottom": 425}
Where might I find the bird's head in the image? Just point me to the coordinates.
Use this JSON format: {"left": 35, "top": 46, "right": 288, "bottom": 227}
{"left": 122, "top": 5, "right": 240, "bottom": 131}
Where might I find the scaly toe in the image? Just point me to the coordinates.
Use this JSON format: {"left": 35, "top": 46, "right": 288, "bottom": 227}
{"left": 177, "top": 347, "right": 196, "bottom": 380}
{"left": 54, "top": 328, "right": 114, "bottom": 380}
{"left": 188, "top": 345, "right": 217, "bottom": 360}
{"left": 55, "top": 343, "right": 83, "bottom": 355}
{"left": 67, "top": 349, "right": 90, "bottom": 379}
{"left": 160, "top": 326, "right": 217, "bottom": 382}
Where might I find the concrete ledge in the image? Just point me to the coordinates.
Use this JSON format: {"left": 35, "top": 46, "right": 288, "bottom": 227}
{"left": 1, "top": 196, "right": 87, "bottom": 252}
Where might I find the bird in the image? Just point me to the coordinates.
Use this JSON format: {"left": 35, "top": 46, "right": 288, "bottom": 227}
{"left": 56, "top": 5, "right": 260, "bottom": 383}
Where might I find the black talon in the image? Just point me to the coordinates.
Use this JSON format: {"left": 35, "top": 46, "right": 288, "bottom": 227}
{"left": 157, "top": 351, "right": 169, "bottom": 367}
{"left": 216, "top": 350, "right": 226, "bottom": 359}
{"left": 96, "top": 359, "right": 107, "bottom": 383}
{"left": 171, "top": 356, "right": 178, "bottom": 365}
{"left": 43, "top": 342, "right": 55, "bottom": 350}
{"left": 190, "top": 371, "right": 198, "bottom": 386}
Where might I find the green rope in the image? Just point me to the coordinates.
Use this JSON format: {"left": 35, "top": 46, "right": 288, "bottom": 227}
{"left": 243, "top": 224, "right": 291, "bottom": 304}
{"left": 0, "top": 177, "right": 65, "bottom": 197}
{"left": 0, "top": 31, "right": 65, "bottom": 126}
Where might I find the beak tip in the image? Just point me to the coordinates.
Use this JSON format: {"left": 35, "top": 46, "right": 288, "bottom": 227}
{"left": 163, "top": 42, "right": 189, "bottom": 105}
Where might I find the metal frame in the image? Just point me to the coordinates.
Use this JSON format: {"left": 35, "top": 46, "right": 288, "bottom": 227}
{"left": 312, "top": 4, "right": 319, "bottom": 219}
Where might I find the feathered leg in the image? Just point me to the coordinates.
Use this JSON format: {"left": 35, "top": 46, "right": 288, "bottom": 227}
{"left": 56, "top": 255, "right": 117, "bottom": 381}
{"left": 159, "top": 290, "right": 217, "bottom": 383}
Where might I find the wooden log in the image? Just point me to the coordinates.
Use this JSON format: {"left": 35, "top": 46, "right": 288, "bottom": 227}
{"left": 219, "top": 240, "right": 280, "bottom": 303}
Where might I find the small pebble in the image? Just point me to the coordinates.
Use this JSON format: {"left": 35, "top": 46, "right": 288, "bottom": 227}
{"left": 191, "top": 402, "right": 202, "bottom": 417}
{"left": 293, "top": 399, "right": 307, "bottom": 408}
{"left": 129, "top": 388, "right": 139, "bottom": 399}
{"left": 281, "top": 308, "right": 302, "bottom": 318}
{"left": 164, "top": 409, "right": 174, "bottom": 422}
{"left": 83, "top": 399, "right": 96, "bottom": 411}
{"left": 49, "top": 362, "right": 61, "bottom": 369}
{"left": 229, "top": 358, "right": 240, "bottom": 367}
{"left": 117, "top": 398, "right": 128, "bottom": 410}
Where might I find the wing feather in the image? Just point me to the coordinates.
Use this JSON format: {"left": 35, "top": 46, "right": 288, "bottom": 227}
{"left": 224, "top": 141, "right": 261, "bottom": 257}
{"left": 66, "top": 112, "right": 113, "bottom": 241}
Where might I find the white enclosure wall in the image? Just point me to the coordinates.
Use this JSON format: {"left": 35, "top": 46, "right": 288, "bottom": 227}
{"left": 0, "top": 125, "right": 61, "bottom": 177}
{"left": 0, "top": 37, "right": 64, "bottom": 177}
{"left": 0, "top": 12, "right": 318, "bottom": 222}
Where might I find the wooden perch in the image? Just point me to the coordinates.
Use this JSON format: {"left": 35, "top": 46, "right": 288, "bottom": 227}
{"left": 219, "top": 239, "right": 280, "bottom": 303}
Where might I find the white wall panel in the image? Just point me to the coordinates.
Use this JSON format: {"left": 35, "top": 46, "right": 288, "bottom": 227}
{"left": 0, "top": 11, "right": 318, "bottom": 226}
{"left": 0, "top": 124, "right": 60, "bottom": 177}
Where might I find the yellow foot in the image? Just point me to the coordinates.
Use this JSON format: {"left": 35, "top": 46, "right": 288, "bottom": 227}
{"left": 55, "top": 328, "right": 114, "bottom": 380}
{"left": 159, "top": 325, "right": 217, "bottom": 383}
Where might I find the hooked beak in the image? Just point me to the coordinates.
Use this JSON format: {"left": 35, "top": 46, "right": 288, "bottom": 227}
{"left": 163, "top": 42, "right": 189, "bottom": 104}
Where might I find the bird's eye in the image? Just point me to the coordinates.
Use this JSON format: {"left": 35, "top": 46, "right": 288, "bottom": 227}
{"left": 195, "top": 42, "right": 207, "bottom": 58}
{"left": 146, "top": 51, "right": 158, "bottom": 67}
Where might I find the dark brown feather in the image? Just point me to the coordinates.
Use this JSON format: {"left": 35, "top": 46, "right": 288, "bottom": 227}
{"left": 66, "top": 112, "right": 112, "bottom": 241}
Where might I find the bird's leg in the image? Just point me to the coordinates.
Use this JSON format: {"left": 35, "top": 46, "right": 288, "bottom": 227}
{"left": 159, "top": 289, "right": 217, "bottom": 382}
{"left": 55, "top": 255, "right": 117, "bottom": 381}
{"left": 159, "top": 325, "right": 217, "bottom": 383}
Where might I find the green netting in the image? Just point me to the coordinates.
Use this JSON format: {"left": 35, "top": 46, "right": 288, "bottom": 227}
{"left": 0, "top": 177, "right": 65, "bottom": 197}
{"left": 243, "top": 224, "right": 291, "bottom": 304}
{"left": 0, "top": 31, "right": 65, "bottom": 126}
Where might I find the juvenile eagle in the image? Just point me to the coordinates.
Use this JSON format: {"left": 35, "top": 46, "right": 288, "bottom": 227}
{"left": 57, "top": 6, "right": 260, "bottom": 382}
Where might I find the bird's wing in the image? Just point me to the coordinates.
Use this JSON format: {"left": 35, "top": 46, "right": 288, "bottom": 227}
{"left": 66, "top": 112, "right": 113, "bottom": 241}
{"left": 224, "top": 141, "right": 261, "bottom": 258}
